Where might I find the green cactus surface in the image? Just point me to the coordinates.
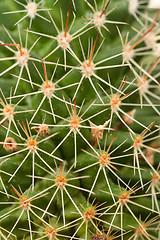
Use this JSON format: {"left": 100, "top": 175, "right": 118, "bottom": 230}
{"left": 0, "top": 0, "right": 160, "bottom": 239}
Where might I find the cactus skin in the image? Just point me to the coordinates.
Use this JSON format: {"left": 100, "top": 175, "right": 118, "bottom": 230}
{"left": 0, "top": 0, "right": 160, "bottom": 240}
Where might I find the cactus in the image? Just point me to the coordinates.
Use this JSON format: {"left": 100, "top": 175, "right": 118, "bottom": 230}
{"left": 0, "top": 0, "right": 160, "bottom": 239}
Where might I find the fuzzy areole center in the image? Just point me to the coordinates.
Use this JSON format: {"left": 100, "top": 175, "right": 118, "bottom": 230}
{"left": 46, "top": 227, "right": 56, "bottom": 238}
{"left": 123, "top": 44, "right": 134, "bottom": 63}
{"left": 134, "top": 136, "right": 143, "bottom": 149}
{"left": 110, "top": 95, "right": 121, "bottom": 112}
{"left": 138, "top": 78, "right": 148, "bottom": 94}
{"left": 55, "top": 175, "right": 66, "bottom": 188}
{"left": 119, "top": 192, "right": 129, "bottom": 204}
{"left": 70, "top": 117, "right": 80, "bottom": 132}
{"left": 128, "top": 0, "right": 139, "bottom": 14}
{"left": 57, "top": 32, "right": 71, "bottom": 49}
{"left": 16, "top": 48, "right": 29, "bottom": 67}
{"left": 83, "top": 208, "right": 95, "bottom": 221}
{"left": 27, "top": 2, "right": 37, "bottom": 19}
{"left": 148, "top": 0, "right": 160, "bottom": 8}
{"left": 152, "top": 173, "right": 160, "bottom": 185}
{"left": 144, "top": 32, "right": 156, "bottom": 48}
{"left": 81, "top": 60, "right": 95, "bottom": 78}
{"left": 93, "top": 11, "right": 106, "bottom": 27}
{"left": 42, "top": 82, "right": 54, "bottom": 98}
{"left": 27, "top": 139, "right": 37, "bottom": 152}
{"left": 99, "top": 153, "right": 110, "bottom": 167}
{"left": 136, "top": 224, "right": 146, "bottom": 236}
{"left": 20, "top": 197, "right": 30, "bottom": 210}
{"left": 3, "top": 105, "right": 14, "bottom": 119}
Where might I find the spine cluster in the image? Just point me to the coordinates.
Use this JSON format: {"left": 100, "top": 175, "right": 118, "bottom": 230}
{"left": 0, "top": 0, "right": 160, "bottom": 239}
